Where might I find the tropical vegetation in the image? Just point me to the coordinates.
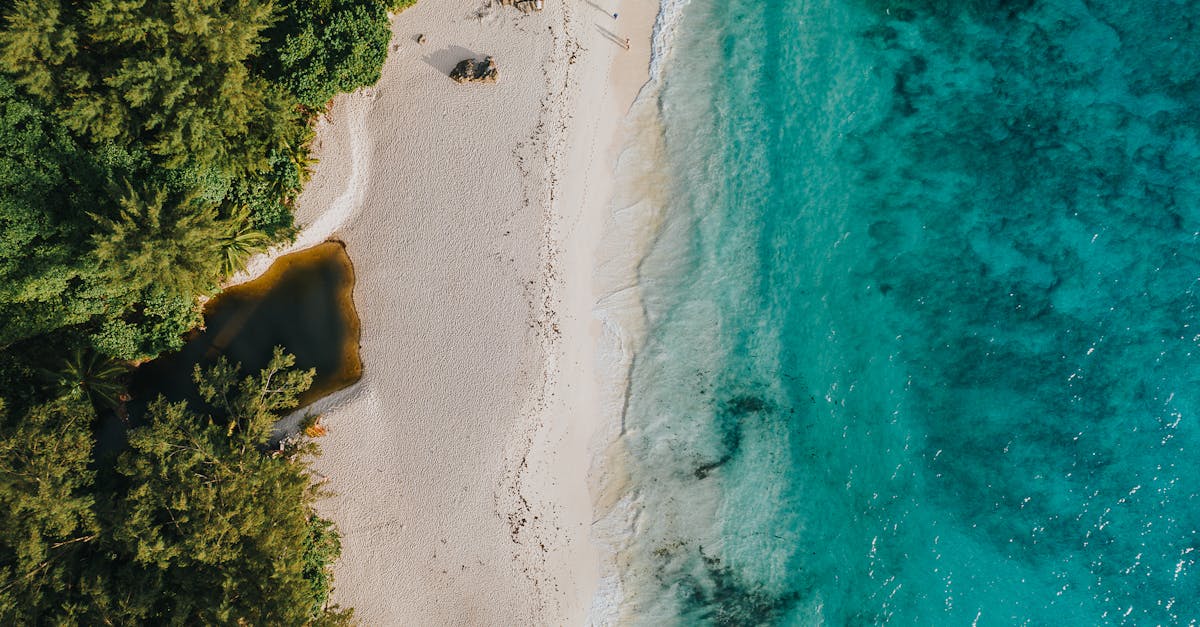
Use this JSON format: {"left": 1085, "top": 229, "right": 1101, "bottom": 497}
{"left": 0, "top": 352, "right": 352, "bottom": 624}
{"left": 0, "top": 0, "right": 410, "bottom": 620}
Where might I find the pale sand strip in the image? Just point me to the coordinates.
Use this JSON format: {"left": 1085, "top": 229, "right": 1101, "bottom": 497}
{"left": 535, "top": 0, "right": 658, "bottom": 623}
{"left": 278, "top": 0, "right": 655, "bottom": 624}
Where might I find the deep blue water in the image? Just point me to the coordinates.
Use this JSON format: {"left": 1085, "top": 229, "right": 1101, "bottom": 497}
{"left": 620, "top": 0, "right": 1200, "bottom": 623}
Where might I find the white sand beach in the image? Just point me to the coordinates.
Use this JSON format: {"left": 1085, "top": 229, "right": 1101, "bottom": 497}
{"left": 281, "top": 0, "right": 656, "bottom": 623}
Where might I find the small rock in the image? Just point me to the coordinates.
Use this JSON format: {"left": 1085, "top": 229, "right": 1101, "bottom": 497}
{"left": 449, "top": 56, "right": 499, "bottom": 84}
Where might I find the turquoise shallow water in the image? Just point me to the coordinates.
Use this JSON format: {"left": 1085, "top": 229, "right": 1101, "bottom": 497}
{"left": 620, "top": 0, "right": 1200, "bottom": 623}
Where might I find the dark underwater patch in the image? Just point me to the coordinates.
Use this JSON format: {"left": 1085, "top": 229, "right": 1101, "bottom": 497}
{"left": 674, "top": 549, "right": 803, "bottom": 627}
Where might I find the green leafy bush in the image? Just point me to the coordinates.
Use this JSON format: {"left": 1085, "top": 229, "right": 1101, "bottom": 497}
{"left": 385, "top": 0, "right": 417, "bottom": 12}
{"left": 266, "top": 0, "right": 392, "bottom": 108}
{"left": 90, "top": 287, "right": 201, "bottom": 360}
{"left": 232, "top": 149, "right": 305, "bottom": 237}
{"left": 0, "top": 78, "right": 103, "bottom": 346}
{"left": 303, "top": 515, "right": 344, "bottom": 616}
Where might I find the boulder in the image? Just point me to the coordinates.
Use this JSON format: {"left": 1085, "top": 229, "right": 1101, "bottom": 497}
{"left": 449, "top": 56, "right": 499, "bottom": 84}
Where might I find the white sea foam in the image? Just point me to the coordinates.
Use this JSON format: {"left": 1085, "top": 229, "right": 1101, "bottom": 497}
{"left": 587, "top": 1, "right": 689, "bottom": 621}
{"left": 587, "top": 96, "right": 669, "bottom": 625}
{"left": 649, "top": 0, "right": 691, "bottom": 82}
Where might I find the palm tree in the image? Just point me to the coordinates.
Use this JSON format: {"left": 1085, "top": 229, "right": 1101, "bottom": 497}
{"left": 50, "top": 348, "right": 128, "bottom": 409}
{"left": 283, "top": 123, "right": 318, "bottom": 186}
{"left": 218, "top": 206, "right": 271, "bottom": 276}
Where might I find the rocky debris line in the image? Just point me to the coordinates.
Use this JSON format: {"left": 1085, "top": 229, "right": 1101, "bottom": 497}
{"left": 450, "top": 56, "right": 499, "bottom": 84}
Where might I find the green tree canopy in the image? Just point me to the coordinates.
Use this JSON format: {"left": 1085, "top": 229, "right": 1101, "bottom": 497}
{"left": 0, "top": 77, "right": 105, "bottom": 347}
{"left": 0, "top": 0, "right": 79, "bottom": 99}
{"left": 0, "top": 0, "right": 297, "bottom": 173}
{"left": 218, "top": 206, "right": 272, "bottom": 276}
{"left": 0, "top": 397, "right": 97, "bottom": 623}
{"left": 264, "top": 0, "right": 391, "bottom": 108}
{"left": 0, "top": 352, "right": 351, "bottom": 625}
{"left": 107, "top": 349, "right": 349, "bottom": 624}
{"left": 91, "top": 184, "right": 227, "bottom": 301}
{"left": 46, "top": 349, "right": 127, "bottom": 409}
{"left": 0, "top": 0, "right": 394, "bottom": 617}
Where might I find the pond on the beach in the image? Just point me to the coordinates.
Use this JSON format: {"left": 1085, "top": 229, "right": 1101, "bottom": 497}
{"left": 131, "top": 240, "right": 362, "bottom": 414}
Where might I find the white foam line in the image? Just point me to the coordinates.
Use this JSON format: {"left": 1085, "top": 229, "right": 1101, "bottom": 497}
{"left": 586, "top": 0, "right": 686, "bottom": 614}
{"left": 648, "top": 0, "right": 690, "bottom": 82}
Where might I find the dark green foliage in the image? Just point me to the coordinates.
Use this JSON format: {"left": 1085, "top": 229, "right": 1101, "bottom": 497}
{"left": 108, "top": 351, "right": 326, "bottom": 623}
{"left": 0, "top": 0, "right": 391, "bottom": 352}
{"left": 0, "top": 0, "right": 78, "bottom": 99}
{"left": 91, "top": 185, "right": 227, "bottom": 300}
{"left": 0, "top": 77, "right": 105, "bottom": 347}
{"left": 302, "top": 515, "right": 343, "bottom": 617}
{"left": 85, "top": 185, "right": 232, "bottom": 359}
{"left": 231, "top": 148, "right": 306, "bottom": 236}
{"left": 89, "top": 286, "right": 203, "bottom": 360}
{"left": 0, "top": 0, "right": 297, "bottom": 173}
{"left": 161, "top": 160, "right": 235, "bottom": 206}
{"left": 0, "top": 353, "right": 349, "bottom": 624}
{"left": 265, "top": 0, "right": 392, "bottom": 108}
{"left": 0, "top": 0, "right": 387, "bottom": 615}
{"left": 0, "top": 80, "right": 222, "bottom": 355}
{"left": 385, "top": 0, "right": 417, "bottom": 12}
{"left": 0, "top": 397, "right": 97, "bottom": 623}
{"left": 219, "top": 206, "right": 273, "bottom": 276}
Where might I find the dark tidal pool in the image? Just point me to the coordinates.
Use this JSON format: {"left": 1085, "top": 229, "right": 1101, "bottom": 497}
{"left": 132, "top": 240, "right": 362, "bottom": 412}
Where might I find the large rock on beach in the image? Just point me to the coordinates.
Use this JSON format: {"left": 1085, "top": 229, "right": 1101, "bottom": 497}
{"left": 449, "top": 56, "right": 499, "bottom": 84}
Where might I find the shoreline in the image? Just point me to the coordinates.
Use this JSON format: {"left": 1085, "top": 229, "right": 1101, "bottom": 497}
{"left": 588, "top": 0, "right": 687, "bottom": 620}
{"left": 547, "top": 0, "right": 661, "bottom": 620}
{"left": 260, "top": 0, "right": 658, "bottom": 623}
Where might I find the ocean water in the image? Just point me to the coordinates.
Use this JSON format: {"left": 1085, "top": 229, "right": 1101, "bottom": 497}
{"left": 615, "top": 0, "right": 1200, "bottom": 623}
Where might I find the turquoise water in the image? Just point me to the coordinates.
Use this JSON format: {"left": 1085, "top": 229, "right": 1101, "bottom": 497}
{"left": 620, "top": 0, "right": 1200, "bottom": 623}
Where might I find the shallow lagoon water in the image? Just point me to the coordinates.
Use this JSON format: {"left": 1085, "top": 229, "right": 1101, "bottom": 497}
{"left": 619, "top": 0, "right": 1200, "bottom": 623}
